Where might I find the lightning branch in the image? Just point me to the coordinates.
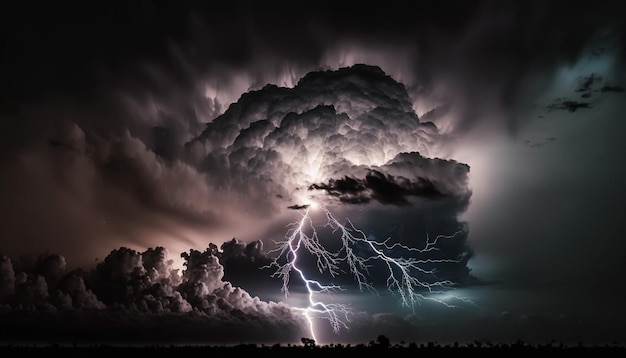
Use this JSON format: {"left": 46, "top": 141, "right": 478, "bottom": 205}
{"left": 264, "top": 204, "right": 471, "bottom": 342}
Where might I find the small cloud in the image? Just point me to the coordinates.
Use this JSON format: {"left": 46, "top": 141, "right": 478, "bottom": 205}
{"left": 600, "top": 85, "right": 624, "bottom": 93}
{"left": 287, "top": 204, "right": 309, "bottom": 210}
{"left": 575, "top": 73, "right": 602, "bottom": 93}
{"left": 541, "top": 74, "right": 623, "bottom": 115}
{"left": 546, "top": 100, "right": 592, "bottom": 112}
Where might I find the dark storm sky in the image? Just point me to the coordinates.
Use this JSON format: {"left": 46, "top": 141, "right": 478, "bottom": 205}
{"left": 1, "top": 0, "right": 625, "bottom": 346}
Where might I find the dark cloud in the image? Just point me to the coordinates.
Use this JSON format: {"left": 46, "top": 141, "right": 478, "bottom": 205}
{"left": 1, "top": 1, "right": 624, "bottom": 136}
{"left": 217, "top": 239, "right": 279, "bottom": 298}
{"left": 540, "top": 71, "right": 624, "bottom": 114}
{"left": 287, "top": 204, "right": 310, "bottom": 210}
{"left": 546, "top": 99, "right": 593, "bottom": 112}
{"left": 310, "top": 167, "right": 448, "bottom": 206}
{"left": 0, "top": 245, "right": 307, "bottom": 345}
{"left": 575, "top": 74, "right": 602, "bottom": 94}
{"left": 309, "top": 177, "right": 370, "bottom": 204}
{"left": 601, "top": 85, "right": 625, "bottom": 92}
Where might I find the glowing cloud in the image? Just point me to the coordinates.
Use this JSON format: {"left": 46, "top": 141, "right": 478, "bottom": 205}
{"left": 188, "top": 64, "right": 466, "bottom": 211}
{"left": 187, "top": 64, "right": 475, "bottom": 341}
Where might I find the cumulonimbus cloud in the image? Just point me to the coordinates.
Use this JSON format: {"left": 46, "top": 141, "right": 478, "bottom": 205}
{"left": 184, "top": 64, "right": 475, "bottom": 291}
{"left": 187, "top": 64, "right": 470, "bottom": 210}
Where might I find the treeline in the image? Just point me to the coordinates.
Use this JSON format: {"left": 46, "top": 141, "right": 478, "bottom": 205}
{"left": 1, "top": 340, "right": 625, "bottom": 358}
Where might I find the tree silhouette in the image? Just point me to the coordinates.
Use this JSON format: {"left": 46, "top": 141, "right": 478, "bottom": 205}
{"left": 376, "top": 334, "right": 390, "bottom": 348}
{"left": 301, "top": 337, "right": 316, "bottom": 348}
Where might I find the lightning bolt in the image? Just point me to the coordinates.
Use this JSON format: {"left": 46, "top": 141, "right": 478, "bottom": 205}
{"left": 265, "top": 203, "right": 472, "bottom": 343}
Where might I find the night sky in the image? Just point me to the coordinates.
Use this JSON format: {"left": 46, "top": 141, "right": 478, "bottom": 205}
{"left": 1, "top": 0, "right": 625, "bottom": 347}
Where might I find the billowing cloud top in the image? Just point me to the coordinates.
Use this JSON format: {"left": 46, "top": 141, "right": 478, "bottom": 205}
{"left": 187, "top": 64, "right": 470, "bottom": 212}
{"left": 182, "top": 64, "right": 475, "bottom": 292}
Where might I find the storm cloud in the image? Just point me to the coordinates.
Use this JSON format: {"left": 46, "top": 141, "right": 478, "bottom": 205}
{"left": 184, "top": 64, "right": 475, "bottom": 291}
{"left": 0, "top": 247, "right": 306, "bottom": 345}
{"left": 1, "top": 0, "right": 625, "bottom": 348}
{"left": 188, "top": 64, "right": 468, "bottom": 208}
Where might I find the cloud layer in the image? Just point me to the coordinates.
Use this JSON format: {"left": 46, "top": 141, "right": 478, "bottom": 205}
{"left": 0, "top": 246, "right": 307, "bottom": 345}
